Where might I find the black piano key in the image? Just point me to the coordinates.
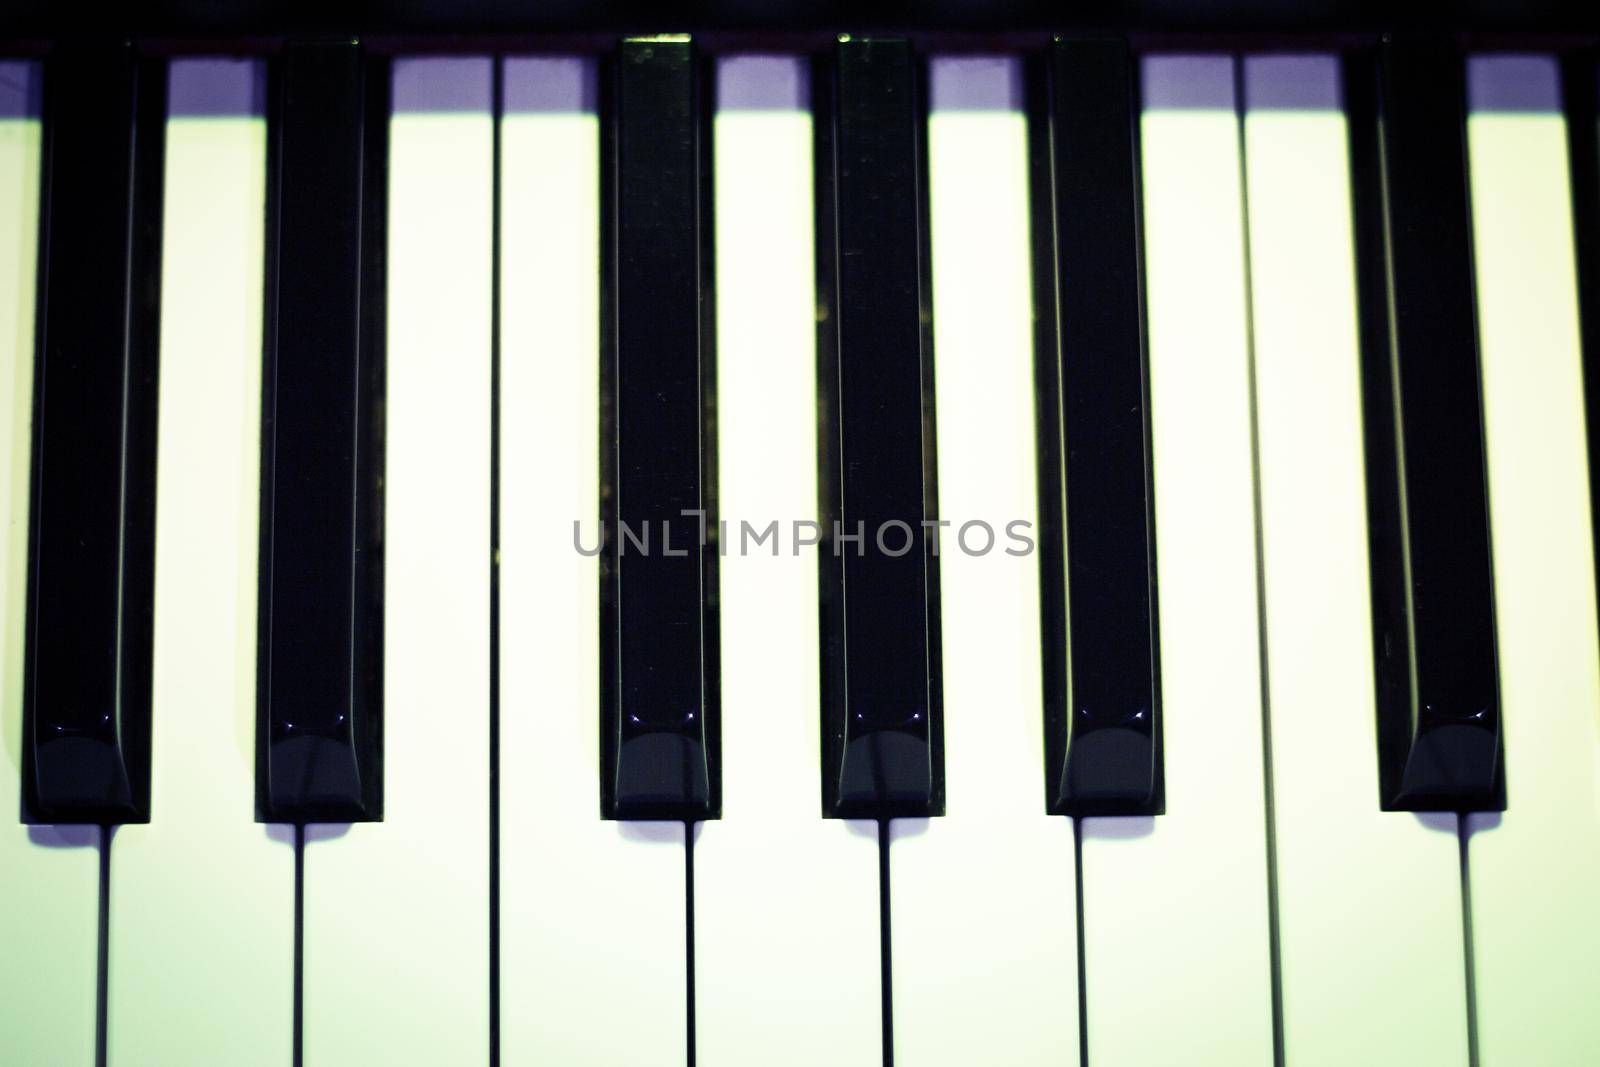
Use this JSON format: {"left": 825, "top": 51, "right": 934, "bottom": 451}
{"left": 256, "top": 41, "right": 388, "bottom": 822}
{"left": 599, "top": 36, "right": 720, "bottom": 821}
{"left": 814, "top": 37, "right": 944, "bottom": 820}
{"left": 1346, "top": 38, "right": 1505, "bottom": 812}
{"left": 21, "top": 43, "right": 165, "bottom": 825}
{"left": 1029, "top": 37, "right": 1163, "bottom": 817}
{"left": 1562, "top": 51, "right": 1600, "bottom": 656}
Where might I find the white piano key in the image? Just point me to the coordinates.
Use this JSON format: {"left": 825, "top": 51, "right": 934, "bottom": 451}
{"left": 301, "top": 58, "right": 493, "bottom": 1065}
{"left": 1241, "top": 54, "right": 1470, "bottom": 1067}
{"left": 1078, "top": 56, "right": 1275, "bottom": 1066}
{"left": 497, "top": 57, "right": 686, "bottom": 1066}
{"left": 1464, "top": 55, "right": 1600, "bottom": 1064}
{"left": 0, "top": 60, "right": 101, "bottom": 1067}
{"left": 693, "top": 55, "right": 881, "bottom": 1067}
{"left": 106, "top": 59, "right": 294, "bottom": 1066}
{"left": 887, "top": 56, "right": 1081, "bottom": 1066}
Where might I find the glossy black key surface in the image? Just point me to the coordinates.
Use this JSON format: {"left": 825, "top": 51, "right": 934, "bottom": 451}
{"left": 1562, "top": 51, "right": 1600, "bottom": 661}
{"left": 256, "top": 41, "right": 387, "bottom": 822}
{"left": 1346, "top": 38, "right": 1504, "bottom": 812}
{"left": 599, "top": 36, "right": 720, "bottom": 821}
{"left": 21, "top": 43, "right": 165, "bottom": 825}
{"left": 815, "top": 37, "right": 943, "bottom": 819}
{"left": 1028, "top": 37, "right": 1162, "bottom": 817}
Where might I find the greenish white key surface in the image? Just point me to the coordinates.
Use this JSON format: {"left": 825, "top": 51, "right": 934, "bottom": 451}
{"left": 693, "top": 55, "right": 882, "bottom": 1067}
{"left": 0, "top": 59, "right": 101, "bottom": 1067}
{"left": 1465, "top": 54, "right": 1600, "bottom": 1066}
{"left": 302, "top": 59, "right": 494, "bottom": 1065}
{"left": 106, "top": 59, "right": 295, "bottom": 1066}
{"left": 888, "top": 55, "right": 1082, "bottom": 1067}
{"left": 1243, "top": 54, "right": 1470, "bottom": 1067}
{"left": 497, "top": 57, "right": 687, "bottom": 1066}
{"left": 1078, "top": 55, "right": 1276, "bottom": 1067}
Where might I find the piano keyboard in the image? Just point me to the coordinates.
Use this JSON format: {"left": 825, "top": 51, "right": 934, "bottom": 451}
{"left": 2, "top": 36, "right": 1600, "bottom": 1067}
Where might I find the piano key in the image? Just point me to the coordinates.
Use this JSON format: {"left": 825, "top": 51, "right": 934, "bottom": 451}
{"left": 887, "top": 54, "right": 1080, "bottom": 1065}
{"left": 693, "top": 55, "right": 881, "bottom": 1067}
{"left": 1033, "top": 36, "right": 1161, "bottom": 816}
{"left": 1347, "top": 37, "right": 1504, "bottom": 812}
{"left": 1241, "top": 54, "right": 1469, "bottom": 1065}
{"left": 1465, "top": 54, "right": 1600, "bottom": 1061}
{"left": 601, "top": 36, "right": 719, "bottom": 821}
{"left": 301, "top": 57, "right": 491, "bottom": 1064}
{"left": 23, "top": 41, "right": 165, "bottom": 825}
{"left": 106, "top": 58, "right": 294, "bottom": 1065}
{"left": 815, "top": 36, "right": 944, "bottom": 820}
{"left": 1568, "top": 49, "right": 1600, "bottom": 668}
{"left": 0, "top": 58, "right": 101, "bottom": 1066}
{"left": 1079, "top": 56, "right": 1274, "bottom": 1066}
{"left": 497, "top": 56, "right": 686, "bottom": 1065}
{"left": 257, "top": 40, "right": 386, "bottom": 822}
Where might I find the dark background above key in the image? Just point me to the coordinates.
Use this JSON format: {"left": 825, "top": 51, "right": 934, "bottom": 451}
{"left": 5, "top": 1, "right": 1600, "bottom": 42}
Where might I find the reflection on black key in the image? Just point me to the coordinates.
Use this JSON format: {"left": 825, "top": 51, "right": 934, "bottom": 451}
{"left": 1561, "top": 51, "right": 1600, "bottom": 659}
{"left": 1346, "top": 37, "right": 1504, "bottom": 812}
{"left": 599, "top": 36, "right": 720, "bottom": 821}
{"left": 22, "top": 43, "right": 165, "bottom": 825}
{"left": 256, "top": 41, "right": 387, "bottom": 822}
{"left": 814, "top": 37, "right": 943, "bottom": 819}
{"left": 1028, "top": 37, "right": 1162, "bottom": 817}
